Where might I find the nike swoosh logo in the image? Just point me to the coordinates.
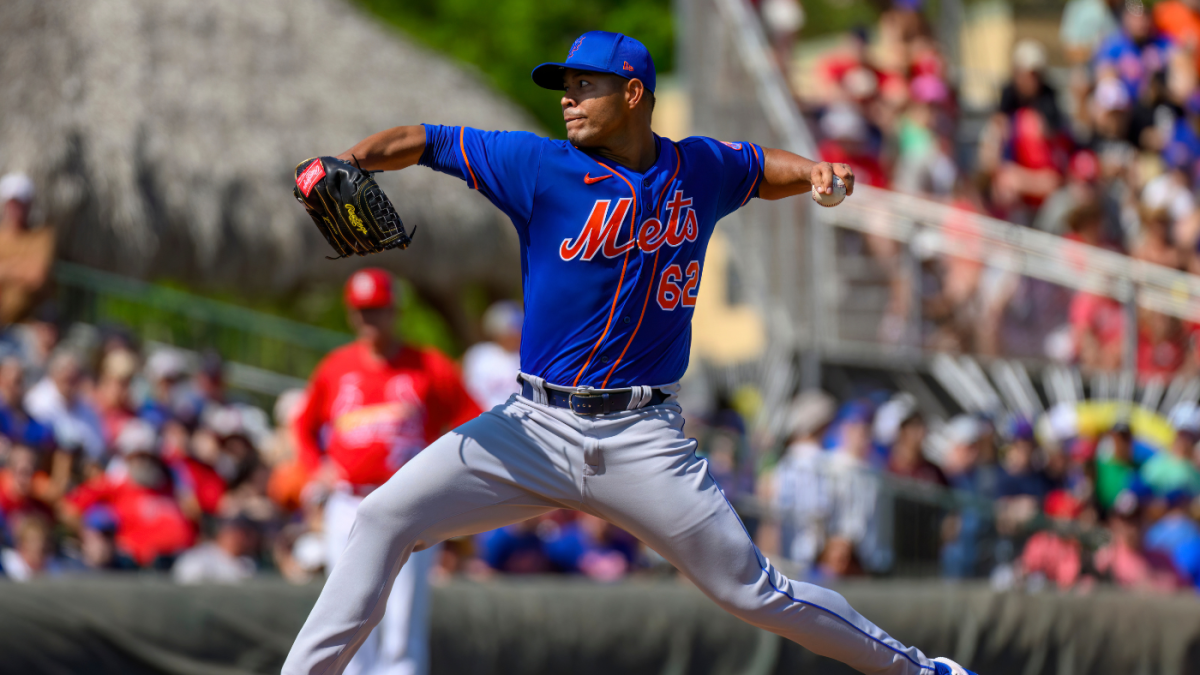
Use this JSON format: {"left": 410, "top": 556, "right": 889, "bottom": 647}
{"left": 584, "top": 173, "right": 612, "bottom": 185}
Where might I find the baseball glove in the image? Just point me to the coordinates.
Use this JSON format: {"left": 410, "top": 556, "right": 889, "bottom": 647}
{"left": 293, "top": 156, "right": 415, "bottom": 259}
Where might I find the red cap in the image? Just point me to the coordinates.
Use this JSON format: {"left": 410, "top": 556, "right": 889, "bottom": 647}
{"left": 344, "top": 268, "right": 394, "bottom": 309}
{"left": 1068, "top": 150, "right": 1099, "bottom": 182}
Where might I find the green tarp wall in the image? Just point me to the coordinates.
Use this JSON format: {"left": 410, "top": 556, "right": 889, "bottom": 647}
{"left": 1, "top": 578, "right": 1198, "bottom": 675}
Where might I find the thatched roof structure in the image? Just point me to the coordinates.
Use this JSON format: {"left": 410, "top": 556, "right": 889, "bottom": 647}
{"left": 0, "top": 0, "right": 541, "bottom": 301}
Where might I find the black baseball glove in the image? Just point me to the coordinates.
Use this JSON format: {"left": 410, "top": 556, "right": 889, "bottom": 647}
{"left": 293, "top": 156, "right": 415, "bottom": 258}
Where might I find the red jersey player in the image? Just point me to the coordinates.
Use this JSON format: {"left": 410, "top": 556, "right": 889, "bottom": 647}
{"left": 292, "top": 268, "right": 479, "bottom": 675}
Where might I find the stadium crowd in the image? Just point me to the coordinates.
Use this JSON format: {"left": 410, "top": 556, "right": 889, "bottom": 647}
{"left": 6, "top": 276, "right": 1200, "bottom": 594}
{"left": 0, "top": 288, "right": 662, "bottom": 584}
{"left": 763, "top": 387, "right": 1200, "bottom": 591}
{"left": 798, "top": 0, "right": 1200, "bottom": 378}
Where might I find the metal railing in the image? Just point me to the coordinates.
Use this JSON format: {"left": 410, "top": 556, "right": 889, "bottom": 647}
{"left": 53, "top": 261, "right": 348, "bottom": 397}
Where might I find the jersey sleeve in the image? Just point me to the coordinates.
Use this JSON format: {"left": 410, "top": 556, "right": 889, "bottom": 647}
{"left": 419, "top": 124, "right": 545, "bottom": 228}
{"left": 292, "top": 360, "right": 331, "bottom": 472}
{"left": 684, "top": 137, "right": 765, "bottom": 220}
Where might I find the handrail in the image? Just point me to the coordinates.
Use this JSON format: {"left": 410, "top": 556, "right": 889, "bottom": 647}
{"left": 54, "top": 261, "right": 352, "bottom": 351}
{"left": 833, "top": 187, "right": 1200, "bottom": 321}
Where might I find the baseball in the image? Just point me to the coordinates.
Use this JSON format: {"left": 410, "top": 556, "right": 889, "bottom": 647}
{"left": 812, "top": 175, "right": 847, "bottom": 207}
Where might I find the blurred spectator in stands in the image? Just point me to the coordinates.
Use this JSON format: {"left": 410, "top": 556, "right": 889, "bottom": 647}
{"left": 477, "top": 518, "right": 554, "bottom": 574}
{"left": 811, "top": 535, "right": 865, "bottom": 583}
{"left": 0, "top": 356, "right": 23, "bottom": 424}
{"left": 0, "top": 355, "right": 54, "bottom": 455}
{"left": 878, "top": 0, "right": 933, "bottom": 76}
{"left": 24, "top": 350, "right": 104, "bottom": 460}
{"left": 880, "top": 397, "right": 946, "bottom": 486}
{"left": 996, "top": 418, "right": 1051, "bottom": 498}
{"left": 893, "top": 76, "right": 957, "bottom": 199}
{"left": 274, "top": 521, "right": 326, "bottom": 584}
{"left": 983, "top": 41, "right": 1069, "bottom": 219}
{"left": 816, "top": 27, "right": 884, "bottom": 105}
{"left": 1095, "top": 1, "right": 1171, "bottom": 101}
{"left": 172, "top": 515, "right": 259, "bottom": 584}
{"left": 1095, "top": 420, "right": 1141, "bottom": 516}
{"left": 995, "top": 418, "right": 1051, "bottom": 535}
{"left": 462, "top": 300, "right": 522, "bottom": 410}
{"left": 0, "top": 303, "right": 59, "bottom": 385}
{"left": 991, "top": 109, "right": 1068, "bottom": 219}
{"left": 818, "top": 102, "right": 888, "bottom": 188}
{"left": 204, "top": 406, "right": 272, "bottom": 523}
{"left": 65, "top": 419, "right": 195, "bottom": 568}
{"left": 1140, "top": 404, "right": 1200, "bottom": 495}
{"left": 265, "top": 389, "right": 310, "bottom": 512}
{"left": 1061, "top": 0, "right": 1119, "bottom": 63}
{"left": 0, "top": 511, "right": 65, "bottom": 581}
{"left": 195, "top": 350, "right": 227, "bottom": 412}
{"left": 941, "top": 415, "right": 993, "bottom": 577}
{"left": 0, "top": 173, "right": 55, "bottom": 328}
{"left": 1143, "top": 490, "right": 1200, "bottom": 565}
{"left": 1092, "top": 72, "right": 1141, "bottom": 170}
{"left": 93, "top": 349, "right": 139, "bottom": 447}
{"left": 162, "top": 418, "right": 225, "bottom": 519}
{"left": 699, "top": 394, "right": 755, "bottom": 503}
{"left": 140, "top": 348, "right": 202, "bottom": 430}
{"left": 1155, "top": 168, "right": 1196, "bottom": 239}
{"left": 1132, "top": 207, "right": 1183, "bottom": 268}
{"left": 1017, "top": 528, "right": 1084, "bottom": 589}
{"left": 71, "top": 505, "right": 137, "bottom": 571}
{"left": 941, "top": 415, "right": 996, "bottom": 493}
{"left": 1154, "top": 0, "right": 1200, "bottom": 73}
{"left": 1065, "top": 201, "right": 1114, "bottom": 251}
{"left": 769, "top": 390, "right": 837, "bottom": 571}
{"left": 826, "top": 403, "right": 888, "bottom": 571}
{"left": 1001, "top": 40, "right": 1064, "bottom": 133}
{"left": 0, "top": 441, "right": 54, "bottom": 532}
{"left": 761, "top": 0, "right": 803, "bottom": 76}
{"left": 1033, "top": 151, "right": 1123, "bottom": 244}
{"left": 1137, "top": 310, "right": 1186, "bottom": 380}
{"left": 1094, "top": 491, "right": 1184, "bottom": 590}
{"left": 542, "top": 512, "right": 640, "bottom": 581}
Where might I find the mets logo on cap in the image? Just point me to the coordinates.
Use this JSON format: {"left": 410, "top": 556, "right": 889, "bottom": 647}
{"left": 532, "top": 31, "right": 657, "bottom": 93}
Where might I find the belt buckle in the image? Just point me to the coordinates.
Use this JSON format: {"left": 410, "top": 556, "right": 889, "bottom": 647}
{"left": 568, "top": 387, "right": 607, "bottom": 416}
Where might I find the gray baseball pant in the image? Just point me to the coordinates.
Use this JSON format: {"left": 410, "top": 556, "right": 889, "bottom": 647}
{"left": 282, "top": 390, "right": 937, "bottom": 675}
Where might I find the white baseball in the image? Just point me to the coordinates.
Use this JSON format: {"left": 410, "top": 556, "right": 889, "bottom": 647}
{"left": 812, "top": 175, "right": 847, "bottom": 207}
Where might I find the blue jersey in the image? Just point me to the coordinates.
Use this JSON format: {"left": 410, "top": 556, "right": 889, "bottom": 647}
{"left": 420, "top": 124, "right": 765, "bottom": 389}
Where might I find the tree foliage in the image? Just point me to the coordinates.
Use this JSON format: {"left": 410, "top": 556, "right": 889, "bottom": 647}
{"left": 353, "top": 0, "right": 675, "bottom": 134}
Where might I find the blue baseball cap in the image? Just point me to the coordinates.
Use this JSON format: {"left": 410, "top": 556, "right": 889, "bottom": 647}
{"left": 532, "top": 31, "right": 656, "bottom": 93}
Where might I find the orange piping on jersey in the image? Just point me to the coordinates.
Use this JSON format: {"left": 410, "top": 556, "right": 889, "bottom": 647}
{"left": 601, "top": 146, "right": 683, "bottom": 388}
{"left": 460, "top": 126, "right": 479, "bottom": 190}
{"left": 739, "top": 143, "right": 761, "bottom": 206}
{"left": 572, "top": 161, "right": 638, "bottom": 387}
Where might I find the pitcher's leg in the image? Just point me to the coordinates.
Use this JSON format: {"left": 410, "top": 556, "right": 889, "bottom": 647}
{"left": 322, "top": 491, "right": 377, "bottom": 675}
{"left": 375, "top": 544, "right": 438, "bottom": 675}
{"left": 585, "top": 409, "right": 934, "bottom": 675}
{"left": 282, "top": 413, "right": 564, "bottom": 675}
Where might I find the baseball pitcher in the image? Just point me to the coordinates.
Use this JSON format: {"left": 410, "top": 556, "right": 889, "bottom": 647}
{"left": 284, "top": 31, "right": 978, "bottom": 675}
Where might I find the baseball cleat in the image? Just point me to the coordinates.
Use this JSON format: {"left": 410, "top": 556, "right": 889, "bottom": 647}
{"left": 932, "top": 657, "right": 978, "bottom": 675}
